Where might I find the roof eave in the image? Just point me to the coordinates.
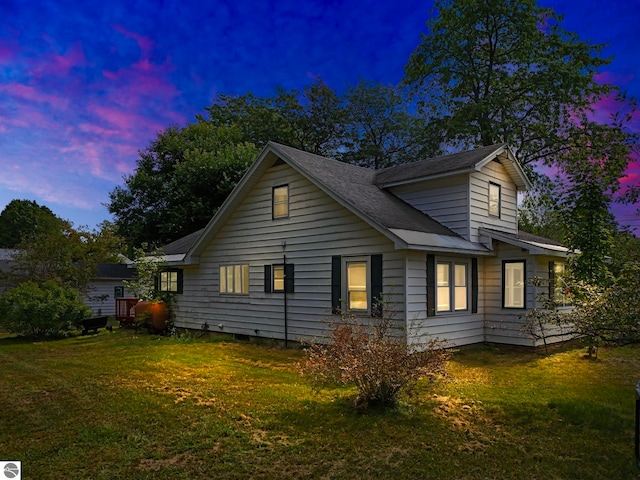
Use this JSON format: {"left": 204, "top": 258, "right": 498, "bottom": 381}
{"left": 479, "top": 227, "right": 569, "bottom": 257}
{"left": 376, "top": 168, "right": 477, "bottom": 189}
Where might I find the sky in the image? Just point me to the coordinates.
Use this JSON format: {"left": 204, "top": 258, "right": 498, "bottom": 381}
{"left": 1, "top": 0, "right": 639, "bottom": 233}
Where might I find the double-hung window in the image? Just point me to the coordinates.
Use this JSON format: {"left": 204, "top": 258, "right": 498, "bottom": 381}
{"left": 489, "top": 182, "right": 501, "bottom": 218}
{"left": 346, "top": 261, "right": 368, "bottom": 311}
{"left": 272, "top": 185, "right": 289, "bottom": 219}
{"left": 331, "top": 255, "right": 383, "bottom": 315}
{"left": 437, "top": 261, "right": 468, "bottom": 312}
{"left": 220, "top": 264, "right": 249, "bottom": 294}
{"left": 503, "top": 260, "right": 525, "bottom": 308}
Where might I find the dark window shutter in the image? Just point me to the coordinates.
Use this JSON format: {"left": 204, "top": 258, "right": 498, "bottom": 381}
{"left": 370, "top": 254, "right": 383, "bottom": 317}
{"left": 471, "top": 258, "right": 478, "bottom": 313}
{"left": 264, "top": 265, "right": 272, "bottom": 293}
{"left": 284, "top": 263, "right": 294, "bottom": 294}
{"left": 331, "top": 256, "right": 341, "bottom": 314}
{"left": 154, "top": 273, "right": 160, "bottom": 292}
{"left": 426, "top": 254, "right": 436, "bottom": 317}
{"left": 176, "top": 269, "right": 184, "bottom": 294}
{"left": 548, "top": 261, "right": 555, "bottom": 300}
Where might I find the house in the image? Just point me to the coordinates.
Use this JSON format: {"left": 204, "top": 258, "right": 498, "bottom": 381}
{"left": 160, "top": 142, "right": 571, "bottom": 348}
{"left": 84, "top": 263, "right": 135, "bottom": 316}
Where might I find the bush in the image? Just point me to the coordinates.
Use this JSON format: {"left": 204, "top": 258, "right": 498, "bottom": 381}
{"left": 523, "top": 262, "right": 640, "bottom": 358}
{"left": 0, "top": 280, "right": 91, "bottom": 338}
{"left": 299, "top": 311, "right": 449, "bottom": 409}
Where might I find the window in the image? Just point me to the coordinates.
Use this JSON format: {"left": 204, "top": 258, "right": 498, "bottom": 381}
{"left": 220, "top": 264, "right": 249, "bottom": 294}
{"left": 550, "top": 262, "right": 572, "bottom": 307}
{"left": 272, "top": 185, "right": 289, "bottom": 219}
{"left": 437, "top": 262, "right": 468, "bottom": 312}
{"left": 264, "top": 264, "right": 294, "bottom": 293}
{"left": 436, "top": 263, "right": 450, "bottom": 312}
{"left": 156, "top": 269, "right": 183, "bottom": 294}
{"left": 331, "top": 255, "right": 382, "bottom": 315}
{"left": 347, "top": 262, "right": 368, "bottom": 310}
{"left": 454, "top": 264, "right": 468, "bottom": 310}
{"left": 503, "top": 261, "right": 525, "bottom": 308}
{"left": 489, "top": 182, "right": 501, "bottom": 217}
{"left": 273, "top": 264, "right": 285, "bottom": 292}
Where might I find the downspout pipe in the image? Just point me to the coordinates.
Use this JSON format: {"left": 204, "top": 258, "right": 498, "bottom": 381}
{"left": 282, "top": 241, "right": 288, "bottom": 348}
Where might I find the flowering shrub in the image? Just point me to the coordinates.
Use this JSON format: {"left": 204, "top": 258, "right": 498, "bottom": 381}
{"left": 299, "top": 310, "right": 449, "bottom": 409}
{"left": 524, "top": 262, "right": 640, "bottom": 357}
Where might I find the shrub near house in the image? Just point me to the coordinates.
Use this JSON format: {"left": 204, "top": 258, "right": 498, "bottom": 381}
{"left": 0, "top": 281, "right": 91, "bottom": 338}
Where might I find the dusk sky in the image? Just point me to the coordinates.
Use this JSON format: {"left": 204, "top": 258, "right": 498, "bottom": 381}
{"left": 1, "top": 0, "right": 639, "bottom": 233}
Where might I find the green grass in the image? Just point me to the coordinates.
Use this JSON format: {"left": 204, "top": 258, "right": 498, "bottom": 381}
{"left": 0, "top": 329, "right": 638, "bottom": 479}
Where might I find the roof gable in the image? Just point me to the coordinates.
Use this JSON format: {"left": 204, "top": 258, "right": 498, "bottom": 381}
{"left": 269, "top": 143, "right": 457, "bottom": 237}
{"left": 185, "top": 142, "right": 488, "bottom": 262}
{"left": 375, "top": 144, "right": 531, "bottom": 190}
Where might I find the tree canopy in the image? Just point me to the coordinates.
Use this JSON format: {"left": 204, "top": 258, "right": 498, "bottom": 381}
{"left": 108, "top": 121, "right": 258, "bottom": 250}
{"left": 404, "top": 0, "right": 612, "bottom": 167}
{"left": 0, "top": 199, "right": 61, "bottom": 248}
{"left": 109, "top": 79, "right": 429, "bottom": 248}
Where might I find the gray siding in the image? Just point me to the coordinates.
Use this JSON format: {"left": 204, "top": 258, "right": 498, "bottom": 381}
{"left": 406, "top": 251, "right": 485, "bottom": 348}
{"left": 483, "top": 244, "right": 571, "bottom": 347}
{"left": 469, "top": 161, "right": 518, "bottom": 243}
{"left": 390, "top": 175, "right": 470, "bottom": 239}
{"left": 174, "top": 163, "right": 404, "bottom": 343}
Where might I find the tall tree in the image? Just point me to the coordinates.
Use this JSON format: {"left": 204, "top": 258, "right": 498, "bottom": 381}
{"left": 0, "top": 199, "right": 61, "bottom": 248}
{"left": 339, "top": 80, "right": 436, "bottom": 168}
{"left": 108, "top": 121, "right": 258, "bottom": 249}
{"left": 558, "top": 109, "right": 638, "bottom": 284}
{"left": 517, "top": 173, "right": 565, "bottom": 241}
{"left": 404, "top": 0, "right": 612, "bottom": 166}
{"left": 205, "top": 78, "right": 345, "bottom": 156}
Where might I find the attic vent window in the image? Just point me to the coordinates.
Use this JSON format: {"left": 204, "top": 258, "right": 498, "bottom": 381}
{"left": 489, "top": 182, "right": 501, "bottom": 218}
{"left": 273, "top": 185, "right": 289, "bottom": 219}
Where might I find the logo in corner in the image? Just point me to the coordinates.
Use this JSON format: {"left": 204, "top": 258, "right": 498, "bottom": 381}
{"left": 2, "top": 462, "right": 21, "bottom": 479}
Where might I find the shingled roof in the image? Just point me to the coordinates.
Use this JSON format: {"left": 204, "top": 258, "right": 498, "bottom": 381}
{"left": 374, "top": 143, "right": 530, "bottom": 191}
{"left": 161, "top": 229, "right": 204, "bottom": 255}
{"left": 269, "top": 143, "right": 457, "bottom": 237}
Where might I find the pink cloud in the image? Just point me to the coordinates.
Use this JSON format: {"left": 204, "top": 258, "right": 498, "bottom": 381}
{"left": 111, "top": 25, "right": 156, "bottom": 64}
{"left": 0, "top": 83, "right": 69, "bottom": 110}
{"left": 28, "top": 41, "right": 87, "bottom": 79}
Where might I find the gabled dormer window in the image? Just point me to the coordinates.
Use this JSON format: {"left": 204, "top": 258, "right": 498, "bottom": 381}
{"left": 272, "top": 185, "right": 289, "bottom": 219}
{"left": 489, "top": 182, "right": 501, "bottom": 218}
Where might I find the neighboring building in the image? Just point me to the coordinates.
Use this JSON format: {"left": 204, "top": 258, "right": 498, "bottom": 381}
{"left": 0, "top": 248, "right": 134, "bottom": 316}
{"left": 84, "top": 263, "right": 135, "bottom": 316}
{"left": 158, "top": 142, "right": 571, "bottom": 348}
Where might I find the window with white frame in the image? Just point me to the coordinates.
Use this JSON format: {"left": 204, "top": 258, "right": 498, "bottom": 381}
{"left": 489, "top": 182, "right": 501, "bottom": 217}
{"left": 437, "top": 261, "right": 468, "bottom": 312}
{"left": 272, "top": 185, "right": 289, "bottom": 219}
{"left": 220, "top": 264, "right": 249, "bottom": 294}
{"left": 503, "top": 260, "right": 525, "bottom": 308}
{"left": 346, "top": 261, "right": 368, "bottom": 310}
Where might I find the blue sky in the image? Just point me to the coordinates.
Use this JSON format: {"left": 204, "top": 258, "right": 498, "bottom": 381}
{"left": 1, "top": 0, "right": 639, "bottom": 232}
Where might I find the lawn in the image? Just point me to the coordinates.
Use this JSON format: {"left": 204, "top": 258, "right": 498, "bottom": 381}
{"left": 0, "top": 328, "right": 638, "bottom": 479}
